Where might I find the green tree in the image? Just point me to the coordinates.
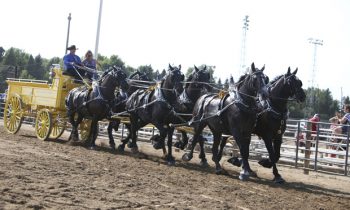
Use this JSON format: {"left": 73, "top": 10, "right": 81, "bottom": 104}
{"left": 26, "top": 55, "right": 35, "bottom": 77}
{"left": 0, "top": 47, "right": 5, "bottom": 63}
{"left": 33, "top": 54, "right": 46, "bottom": 79}
{"left": 2, "top": 48, "right": 17, "bottom": 65}
{"left": 125, "top": 66, "right": 136, "bottom": 77}
{"left": 138, "top": 65, "right": 155, "bottom": 80}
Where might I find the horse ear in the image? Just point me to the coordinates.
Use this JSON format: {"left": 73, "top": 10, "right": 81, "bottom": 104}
{"left": 251, "top": 62, "right": 256, "bottom": 72}
{"left": 169, "top": 63, "right": 173, "bottom": 71}
{"left": 179, "top": 64, "right": 181, "bottom": 70}
{"left": 292, "top": 68, "right": 298, "bottom": 75}
{"left": 203, "top": 65, "right": 207, "bottom": 71}
{"left": 287, "top": 67, "right": 291, "bottom": 75}
{"left": 194, "top": 65, "right": 199, "bottom": 72}
{"left": 261, "top": 64, "right": 265, "bottom": 71}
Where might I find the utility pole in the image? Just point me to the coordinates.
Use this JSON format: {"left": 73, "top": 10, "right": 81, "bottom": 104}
{"left": 308, "top": 38, "right": 323, "bottom": 111}
{"left": 341, "top": 87, "right": 343, "bottom": 110}
{"left": 94, "top": 0, "right": 103, "bottom": 59}
{"left": 65, "top": 13, "right": 72, "bottom": 54}
{"left": 239, "top": 15, "right": 249, "bottom": 76}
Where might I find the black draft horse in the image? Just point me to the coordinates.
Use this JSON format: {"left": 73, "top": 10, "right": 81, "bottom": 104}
{"left": 173, "top": 65, "right": 212, "bottom": 151}
{"left": 183, "top": 63, "right": 268, "bottom": 180}
{"left": 65, "top": 66, "right": 128, "bottom": 148}
{"left": 107, "top": 70, "right": 153, "bottom": 149}
{"left": 122, "top": 64, "right": 184, "bottom": 165}
{"left": 253, "top": 67, "right": 306, "bottom": 183}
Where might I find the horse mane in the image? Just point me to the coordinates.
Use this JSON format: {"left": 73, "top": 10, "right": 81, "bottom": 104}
{"left": 269, "top": 74, "right": 284, "bottom": 85}
{"left": 185, "top": 72, "right": 194, "bottom": 89}
{"left": 236, "top": 74, "right": 247, "bottom": 89}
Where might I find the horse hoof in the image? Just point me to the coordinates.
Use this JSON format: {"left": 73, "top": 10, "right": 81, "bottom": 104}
{"left": 182, "top": 153, "right": 193, "bottom": 162}
{"left": 89, "top": 146, "right": 96, "bottom": 150}
{"left": 249, "top": 170, "right": 258, "bottom": 178}
{"left": 153, "top": 142, "right": 165, "bottom": 150}
{"left": 200, "top": 160, "right": 209, "bottom": 167}
{"left": 117, "top": 145, "right": 125, "bottom": 152}
{"left": 174, "top": 141, "right": 182, "bottom": 149}
{"left": 215, "top": 168, "right": 223, "bottom": 175}
{"left": 239, "top": 170, "right": 250, "bottom": 181}
{"left": 127, "top": 142, "right": 133, "bottom": 148}
{"left": 130, "top": 147, "right": 138, "bottom": 153}
{"left": 258, "top": 158, "right": 273, "bottom": 168}
{"left": 227, "top": 157, "right": 242, "bottom": 167}
{"left": 167, "top": 160, "right": 176, "bottom": 166}
{"left": 239, "top": 174, "right": 249, "bottom": 181}
{"left": 273, "top": 176, "right": 286, "bottom": 184}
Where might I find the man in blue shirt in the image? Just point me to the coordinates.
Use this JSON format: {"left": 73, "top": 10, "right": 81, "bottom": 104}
{"left": 63, "top": 45, "right": 85, "bottom": 80}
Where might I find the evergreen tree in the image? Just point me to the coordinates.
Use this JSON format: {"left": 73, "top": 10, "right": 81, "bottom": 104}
{"left": 0, "top": 47, "right": 5, "bottom": 63}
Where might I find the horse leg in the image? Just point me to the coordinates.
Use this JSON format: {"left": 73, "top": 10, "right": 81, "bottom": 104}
{"left": 89, "top": 118, "right": 99, "bottom": 150}
{"left": 166, "top": 126, "right": 176, "bottom": 166}
{"left": 67, "top": 112, "right": 78, "bottom": 141}
{"left": 118, "top": 114, "right": 141, "bottom": 152}
{"left": 217, "top": 136, "right": 228, "bottom": 162}
{"left": 198, "top": 135, "right": 209, "bottom": 167}
{"left": 227, "top": 134, "right": 243, "bottom": 167}
{"left": 237, "top": 133, "right": 255, "bottom": 180}
{"left": 182, "top": 123, "right": 205, "bottom": 162}
{"left": 174, "top": 130, "right": 188, "bottom": 150}
{"left": 272, "top": 137, "right": 285, "bottom": 184}
{"left": 107, "top": 120, "right": 119, "bottom": 150}
{"left": 72, "top": 113, "right": 84, "bottom": 142}
{"left": 211, "top": 132, "right": 223, "bottom": 174}
{"left": 258, "top": 135, "right": 275, "bottom": 168}
{"left": 121, "top": 124, "right": 132, "bottom": 145}
{"left": 152, "top": 122, "right": 167, "bottom": 150}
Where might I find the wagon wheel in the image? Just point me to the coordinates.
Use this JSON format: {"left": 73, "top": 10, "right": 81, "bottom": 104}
{"left": 35, "top": 109, "right": 52, "bottom": 141}
{"left": 79, "top": 119, "right": 98, "bottom": 142}
{"left": 79, "top": 119, "right": 92, "bottom": 142}
{"left": 49, "top": 115, "right": 66, "bottom": 140}
{"left": 4, "top": 94, "right": 23, "bottom": 134}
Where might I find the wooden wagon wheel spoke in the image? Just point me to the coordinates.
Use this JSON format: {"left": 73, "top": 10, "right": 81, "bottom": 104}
{"left": 4, "top": 95, "right": 23, "bottom": 134}
{"left": 35, "top": 109, "right": 52, "bottom": 141}
{"left": 49, "top": 115, "right": 66, "bottom": 140}
{"left": 79, "top": 119, "right": 92, "bottom": 142}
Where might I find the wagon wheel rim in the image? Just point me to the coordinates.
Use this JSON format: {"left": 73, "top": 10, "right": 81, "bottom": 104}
{"left": 35, "top": 109, "right": 52, "bottom": 141}
{"left": 4, "top": 95, "right": 23, "bottom": 134}
{"left": 49, "top": 116, "right": 66, "bottom": 140}
{"left": 79, "top": 119, "right": 92, "bottom": 142}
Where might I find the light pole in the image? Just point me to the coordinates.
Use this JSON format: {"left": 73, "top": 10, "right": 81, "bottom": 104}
{"left": 239, "top": 15, "right": 249, "bottom": 76}
{"left": 308, "top": 38, "right": 323, "bottom": 112}
{"left": 94, "top": 0, "right": 103, "bottom": 59}
{"left": 65, "top": 13, "right": 72, "bottom": 54}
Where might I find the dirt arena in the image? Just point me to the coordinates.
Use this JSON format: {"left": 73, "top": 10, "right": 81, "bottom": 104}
{"left": 0, "top": 124, "right": 349, "bottom": 210}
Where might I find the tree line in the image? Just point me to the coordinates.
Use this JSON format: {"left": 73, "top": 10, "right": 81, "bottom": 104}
{"left": 0, "top": 46, "right": 347, "bottom": 120}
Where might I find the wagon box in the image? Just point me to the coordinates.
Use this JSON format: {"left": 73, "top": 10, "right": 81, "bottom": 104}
{"left": 3, "top": 66, "right": 93, "bottom": 141}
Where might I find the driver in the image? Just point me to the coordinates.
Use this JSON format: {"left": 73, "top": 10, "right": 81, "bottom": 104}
{"left": 63, "top": 45, "right": 85, "bottom": 80}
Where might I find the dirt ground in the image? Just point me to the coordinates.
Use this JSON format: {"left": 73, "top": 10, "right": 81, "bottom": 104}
{"left": 0, "top": 124, "right": 350, "bottom": 210}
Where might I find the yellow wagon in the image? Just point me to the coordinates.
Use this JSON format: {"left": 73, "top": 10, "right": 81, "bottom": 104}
{"left": 3, "top": 65, "right": 92, "bottom": 141}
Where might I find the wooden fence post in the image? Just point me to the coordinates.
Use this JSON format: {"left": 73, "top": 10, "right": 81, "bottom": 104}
{"left": 304, "top": 121, "right": 311, "bottom": 175}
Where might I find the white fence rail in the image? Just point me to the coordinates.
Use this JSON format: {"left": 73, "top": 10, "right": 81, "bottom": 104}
{"left": 0, "top": 98, "right": 349, "bottom": 176}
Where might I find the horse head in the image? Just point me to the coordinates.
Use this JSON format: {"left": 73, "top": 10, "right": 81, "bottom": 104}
{"left": 188, "top": 65, "right": 211, "bottom": 92}
{"left": 100, "top": 66, "right": 128, "bottom": 91}
{"left": 166, "top": 64, "right": 185, "bottom": 95}
{"left": 239, "top": 62, "right": 268, "bottom": 101}
{"left": 284, "top": 67, "right": 306, "bottom": 103}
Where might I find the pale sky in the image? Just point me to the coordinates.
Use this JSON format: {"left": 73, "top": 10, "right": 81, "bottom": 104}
{"left": 1, "top": 0, "right": 349, "bottom": 100}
